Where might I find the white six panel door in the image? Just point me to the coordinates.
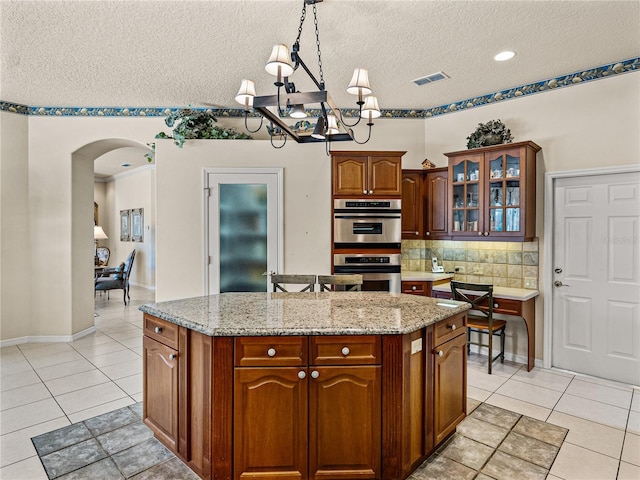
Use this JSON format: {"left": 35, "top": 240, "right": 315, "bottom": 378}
{"left": 552, "top": 172, "right": 640, "bottom": 384}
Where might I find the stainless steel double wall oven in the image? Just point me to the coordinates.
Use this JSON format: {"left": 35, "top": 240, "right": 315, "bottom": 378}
{"left": 333, "top": 199, "right": 402, "bottom": 293}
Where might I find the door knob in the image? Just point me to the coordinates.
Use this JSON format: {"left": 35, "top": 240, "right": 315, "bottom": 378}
{"left": 554, "top": 281, "right": 569, "bottom": 287}
{"left": 267, "top": 348, "right": 276, "bottom": 357}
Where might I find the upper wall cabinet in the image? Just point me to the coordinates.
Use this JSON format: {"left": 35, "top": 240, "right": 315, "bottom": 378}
{"left": 332, "top": 151, "right": 405, "bottom": 197}
{"left": 402, "top": 168, "right": 449, "bottom": 239}
{"left": 445, "top": 141, "right": 541, "bottom": 241}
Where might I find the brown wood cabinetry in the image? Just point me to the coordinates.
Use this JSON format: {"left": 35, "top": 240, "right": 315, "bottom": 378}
{"left": 142, "top": 315, "right": 213, "bottom": 479}
{"left": 446, "top": 141, "right": 541, "bottom": 241}
{"left": 143, "top": 335, "right": 180, "bottom": 452}
{"left": 401, "top": 279, "right": 449, "bottom": 297}
{"left": 401, "top": 168, "right": 449, "bottom": 239}
{"left": 143, "top": 311, "right": 467, "bottom": 480}
{"left": 433, "top": 332, "right": 467, "bottom": 444}
{"left": 332, "top": 151, "right": 404, "bottom": 197}
{"left": 234, "top": 335, "right": 381, "bottom": 479}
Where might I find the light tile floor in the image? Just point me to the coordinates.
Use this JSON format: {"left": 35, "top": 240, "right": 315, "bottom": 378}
{"left": 1, "top": 287, "right": 639, "bottom": 479}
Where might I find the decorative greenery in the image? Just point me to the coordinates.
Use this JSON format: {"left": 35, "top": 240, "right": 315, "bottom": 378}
{"left": 466, "top": 119, "right": 513, "bottom": 149}
{"left": 156, "top": 108, "right": 252, "bottom": 148}
{"left": 144, "top": 142, "right": 155, "bottom": 163}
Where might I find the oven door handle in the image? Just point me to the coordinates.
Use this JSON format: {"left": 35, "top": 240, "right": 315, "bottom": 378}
{"left": 334, "top": 214, "right": 401, "bottom": 219}
{"left": 334, "top": 265, "right": 402, "bottom": 274}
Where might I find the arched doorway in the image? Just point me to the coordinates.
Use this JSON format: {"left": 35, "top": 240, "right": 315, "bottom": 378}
{"left": 71, "top": 139, "right": 153, "bottom": 336}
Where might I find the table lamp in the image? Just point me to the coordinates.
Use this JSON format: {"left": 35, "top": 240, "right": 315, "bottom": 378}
{"left": 94, "top": 226, "right": 108, "bottom": 265}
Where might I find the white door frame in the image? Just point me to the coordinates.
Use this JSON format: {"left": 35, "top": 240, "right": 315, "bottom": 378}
{"left": 543, "top": 164, "right": 640, "bottom": 369}
{"left": 202, "top": 167, "right": 284, "bottom": 295}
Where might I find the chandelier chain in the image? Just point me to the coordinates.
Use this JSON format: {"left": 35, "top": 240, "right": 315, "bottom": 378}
{"left": 295, "top": 3, "right": 306, "bottom": 46}
{"left": 312, "top": 4, "right": 324, "bottom": 87}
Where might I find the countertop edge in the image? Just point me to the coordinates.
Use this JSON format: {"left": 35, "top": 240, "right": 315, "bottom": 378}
{"left": 139, "top": 297, "right": 471, "bottom": 337}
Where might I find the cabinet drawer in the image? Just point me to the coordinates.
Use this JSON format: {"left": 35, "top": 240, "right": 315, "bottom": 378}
{"left": 402, "top": 281, "right": 428, "bottom": 296}
{"left": 235, "top": 337, "right": 307, "bottom": 367}
{"left": 433, "top": 313, "right": 466, "bottom": 347}
{"left": 310, "top": 336, "right": 381, "bottom": 365}
{"left": 144, "top": 314, "right": 179, "bottom": 350}
{"left": 491, "top": 298, "right": 521, "bottom": 316}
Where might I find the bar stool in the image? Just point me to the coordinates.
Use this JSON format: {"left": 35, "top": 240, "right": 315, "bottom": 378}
{"left": 318, "top": 274, "right": 363, "bottom": 292}
{"left": 271, "top": 274, "right": 316, "bottom": 292}
{"left": 450, "top": 280, "right": 506, "bottom": 374}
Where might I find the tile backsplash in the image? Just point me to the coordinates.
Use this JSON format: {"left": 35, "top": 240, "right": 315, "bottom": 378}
{"left": 401, "top": 239, "right": 539, "bottom": 289}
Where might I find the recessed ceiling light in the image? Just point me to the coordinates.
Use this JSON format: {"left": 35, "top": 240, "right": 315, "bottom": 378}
{"left": 121, "top": 163, "right": 131, "bottom": 167}
{"left": 494, "top": 51, "right": 516, "bottom": 62}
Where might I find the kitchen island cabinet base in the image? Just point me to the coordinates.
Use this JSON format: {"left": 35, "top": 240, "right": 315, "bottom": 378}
{"left": 143, "top": 312, "right": 467, "bottom": 480}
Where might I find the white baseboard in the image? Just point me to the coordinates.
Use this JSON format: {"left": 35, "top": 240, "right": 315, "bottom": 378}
{"left": 129, "top": 282, "right": 156, "bottom": 290}
{"left": 0, "top": 326, "right": 97, "bottom": 348}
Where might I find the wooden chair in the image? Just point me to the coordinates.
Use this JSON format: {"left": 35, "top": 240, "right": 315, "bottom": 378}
{"left": 271, "top": 274, "right": 316, "bottom": 292}
{"left": 95, "top": 249, "right": 136, "bottom": 305}
{"left": 318, "top": 274, "right": 363, "bottom": 292}
{"left": 450, "top": 281, "right": 506, "bottom": 374}
{"left": 95, "top": 246, "right": 110, "bottom": 266}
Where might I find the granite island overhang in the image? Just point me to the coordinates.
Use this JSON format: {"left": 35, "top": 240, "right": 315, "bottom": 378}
{"left": 140, "top": 292, "right": 471, "bottom": 480}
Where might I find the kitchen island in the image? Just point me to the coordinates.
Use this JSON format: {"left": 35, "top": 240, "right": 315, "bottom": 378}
{"left": 140, "top": 292, "right": 470, "bottom": 480}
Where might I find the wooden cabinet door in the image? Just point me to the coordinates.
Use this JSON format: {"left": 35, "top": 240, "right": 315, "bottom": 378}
{"left": 401, "top": 172, "right": 423, "bottom": 238}
{"left": 433, "top": 333, "right": 467, "bottom": 445}
{"left": 369, "top": 156, "right": 402, "bottom": 196}
{"left": 143, "top": 336, "right": 179, "bottom": 452}
{"left": 424, "top": 169, "right": 449, "bottom": 239}
{"left": 333, "top": 155, "right": 368, "bottom": 196}
{"left": 309, "top": 366, "right": 381, "bottom": 479}
{"left": 234, "top": 367, "right": 308, "bottom": 480}
{"left": 448, "top": 153, "right": 485, "bottom": 238}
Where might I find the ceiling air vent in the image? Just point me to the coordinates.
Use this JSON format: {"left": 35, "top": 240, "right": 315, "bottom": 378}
{"left": 411, "top": 71, "right": 449, "bottom": 86}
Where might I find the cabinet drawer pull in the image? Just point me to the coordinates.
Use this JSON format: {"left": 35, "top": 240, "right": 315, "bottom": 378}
{"left": 478, "top": 232, "right": 483, "bottom": 236}
{"left": 154, "top": 326, "right": 162, "bottom": 334}
{"left": 411, "top": 286, "right": 417, "bottom": 291}
{"left": 267, "top": 348, "right": 276, "bottom": 357}
{"left": 449, "top": 324, "right": 457, "bottom": 331}
{"left": 437, "top": 350, "right": 444, "bottom": 357}
{"left": 363, "top": 190, "right": 367, "bottom": 195}
{"left": 494, "top": 303, "right": 499, "bottom": 309}
{"left": 169, "top": 353, "right": 177, "bottom": 360}
{"left": 298, "top": 371, "right": 306, "bottom": 379}
{"left": 311, "top": 370, "right": 320, "bottom": 379}
{"left": 426, "top": 231, "right": 430, "bottom": 236}
{"left": 341, "top": 346, "right": 350, "bottom": 356}
{"left": 415, "top": 231, "right": 419, "bottom": 236}
{"left": 368, "top": 190, "right": 373, "bottom": 195}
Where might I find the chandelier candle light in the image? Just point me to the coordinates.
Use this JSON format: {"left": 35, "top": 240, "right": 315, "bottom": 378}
{"left": 235, "top": 0, "right": 380, "bottom": 147}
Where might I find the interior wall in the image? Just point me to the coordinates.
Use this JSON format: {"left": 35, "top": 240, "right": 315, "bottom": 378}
{"left": 104, "top": 166, "right": 156, "bottom": 289}
{"left": 419, "top": 71, "right": 640, "bottom": 360}
{"left": 7, "top": 116, "right": 162, "bottom": 341}
{"left": 0, "top": 112, "right": 31, "bottom": 341}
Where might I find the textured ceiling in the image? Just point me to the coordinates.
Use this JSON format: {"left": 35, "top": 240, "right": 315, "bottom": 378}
{"left": 2, "top": 0, "right": 639, "bottom": 178}
{"left": 1, "top": 0, "right": 639, "bottom": 111}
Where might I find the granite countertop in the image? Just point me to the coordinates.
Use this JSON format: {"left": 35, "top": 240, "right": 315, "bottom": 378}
{"left": 432, "top": 282, "right": 539, "bottom": 301}
{"left": 401, "top": 271, "right": 454, "bottom": 282}
{"left": 139, "top": 292, "right": 470, "bottom": 337}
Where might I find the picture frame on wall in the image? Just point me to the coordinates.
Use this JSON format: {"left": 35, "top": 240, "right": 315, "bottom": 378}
{"left": 120, "top": 210, "right": 130, "bottom": 241}
{"left": 131, "top": 208, "right": 144, "bottom": 242}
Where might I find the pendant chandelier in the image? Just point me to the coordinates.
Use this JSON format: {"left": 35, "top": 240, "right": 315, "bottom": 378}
{"left": 235, "top": 0, "right": 381, "bottom": 148}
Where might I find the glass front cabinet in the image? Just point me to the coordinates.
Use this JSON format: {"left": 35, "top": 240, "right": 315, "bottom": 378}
{"left": 445, "top": 141, "right": 541, "bottom": 241}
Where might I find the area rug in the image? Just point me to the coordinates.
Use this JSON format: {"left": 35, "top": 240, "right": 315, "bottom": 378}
{"left": 33, "top": 401, "right": 567, "bottom": 480}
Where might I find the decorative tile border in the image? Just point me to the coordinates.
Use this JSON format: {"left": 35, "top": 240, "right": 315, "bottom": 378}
{"left": 1, "top": 58, "right": 637, "bottom": 119}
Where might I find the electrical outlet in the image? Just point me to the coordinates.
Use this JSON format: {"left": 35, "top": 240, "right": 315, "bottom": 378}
{"left": 455, "top": 266, "right": 465, "bottom": 274}
{"left": 524, "top": 277, "right": 538, "bottom": 289}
